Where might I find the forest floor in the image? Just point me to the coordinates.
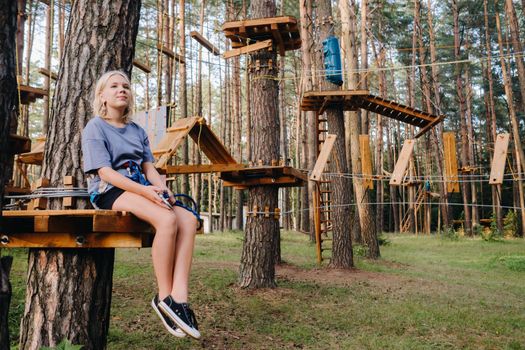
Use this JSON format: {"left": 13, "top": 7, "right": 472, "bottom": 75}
{"left": 7, "top": 231, "right": 525, "bottom": 349}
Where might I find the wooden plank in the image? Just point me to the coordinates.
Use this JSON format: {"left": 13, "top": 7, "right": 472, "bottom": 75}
{"left": 223, "top": 39, "right": 273, "bottom": 59}
{"left": 38, "top": 67, "right": 57, "bottom": 80}
{"left": 165, "top": 164, "right": 246, "bottom": 174}
{"left": 154, "top": 117, "right": 200, "bottom": 169}
{"left": 0, "top": 232, "right": 153, "bottom": 248}
{"left": 188, "top": 120, "right": 237, "bottom": 164}
{"left": 389, "top": 139, "right": 415, "bottom": 186}
{"left": 156, "top": 43, "right": 185, "bottom": 63}
{"left": 18, "top": 137, "right": 45, "bottom": 164}
{"left": 359, "top": 134, "right": 374, "bottom": 190}
{"left": 190, "top": 31, "right": 220, "bottom": 56}
{"left": 489, "top": 133, "right": 510, "bottom": 185}
{"left": 310, "top": 134, "right": 337, "bottom": 181}
{"left": 93, "top": 214, "right": 153, "bottom": 233}
{"left": 34, "top": 215, "right": 92, "bottom": 233}
{"left": 8, "top": 134, "right": 31, "bottom": 154}
{"left": 222, "top": 16, "right": 298, "bottom": 31}
{"left": 2, "top": 209, "right": 125, "bottom": 217}
{"left": 222, "top": 176, "right": 303, "bottom": 188}
{"left": 132, "top": 59, "right": 152, "bottom": 73}
{"left": 271, "top": 23, "right": 285, "bottom": 56}
{"left": 443, "top": 132, "right": 460, "bottom": 193}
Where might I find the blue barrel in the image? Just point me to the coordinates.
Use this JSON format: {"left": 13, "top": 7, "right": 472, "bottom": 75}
{"left": 322, "top": 36, "right": 343, "bottom": 86}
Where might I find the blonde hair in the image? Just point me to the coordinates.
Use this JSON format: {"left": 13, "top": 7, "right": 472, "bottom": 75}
{"left": 92, "top": 70, "right": 134, "bottom": 123}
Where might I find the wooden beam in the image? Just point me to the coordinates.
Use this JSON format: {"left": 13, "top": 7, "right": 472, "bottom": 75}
{"left": 38, "top": 67, "right": 57, "bottom": 80}
{"left": 190, "top": 31, "right": 220, "bottom": 56}
{"left": 310, "top": 134, "right": 337, "bottom": 181}
{"left": 133, "top": 60, "right": 152, "bottom": 73}
{"left": 489, "top": 133, "right": 510, "bottom": 185}
{"left": 222, "top": 175, "right": 302, "bottom": 188}
{"left": 222, "top": 16, "right": 298, "bottom": 31}
{"left": 0, "top": 232, "right": 153, "bottom": 248}
{"left": 443, "top": 132, "right": 460, "bottom": 193}
{"left": 156, "top": 43, "right": 185, "bottom": 64}
{"left": 165, "top": 164, "right": 246, "bottom": 174}
{"left": 359, "top": 134, "right": 374, "bottom": 189}
{"left": 271, "top": 23, "right": 285, "bottom": 56}
{"left": 390, "top": 139, "right": 415, "bottom": 186}
{"left": 223, "top": 39, "right": 272, "bottom": 59}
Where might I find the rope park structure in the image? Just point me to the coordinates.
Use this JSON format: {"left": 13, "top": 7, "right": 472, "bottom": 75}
{"left": 1, "top": 0, "right": 525, "bottom": 348}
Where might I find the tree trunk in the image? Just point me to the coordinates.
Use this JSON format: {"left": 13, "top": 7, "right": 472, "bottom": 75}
{"left": 299, "top": 0, "right": 315, "bottom": 239}
{"left": 315, "top": 0, "right": 355, "bottom": 267}
{"left": 359, "top": 0, "right": 368, "bottom": 134}
{"left": 20, "top": 2, "right": 141, "bottom": 349}
{"left": 496, "top": 12, "right": 525, "bottom": 236}
{"left": 239, "top": 0, "right": 279, "bottom": 288}
{"left": 0, "top": 2, "right": 18, "bottom": 348}
{"left": 426, "top": 0, "right": 449, "bottom": 229}
{"left": 452, "top": 0, "right": 472, "bottom": 235}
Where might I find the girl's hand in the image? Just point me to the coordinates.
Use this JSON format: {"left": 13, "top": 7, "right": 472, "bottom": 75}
{"left": 141, "top": 185, "right": 171, "bottom": 209}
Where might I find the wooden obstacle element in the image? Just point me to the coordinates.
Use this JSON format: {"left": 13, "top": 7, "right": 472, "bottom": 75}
{"left": 443, "top": 132, "right": 460, "bottom": 193}
{"left": 221, "top": 166, "right": 306, "bottom": 190}
{"left": 301, "top": 90, "right": 444, "bottom": 138}
{"left": 133, "top": 106, "right": 169, "bottom": 148}
{"left": 8, "top": 134, "right": 31, "bottom": 154}
{"left": 0, "top": 210, "right": 153, "bottom": 248}
{"left": 190, "top": 31, "right": 220, "bottom": 56}
{"left": 359, "top": 135, "right": 374, "bottom": 190}
{"left": 19, "top": 84, "right": 47, "bottom": 105}
{"left": 156, "top": 43, "right": 185, "bottom": 64}
{"left": 489, "top": 133, "right": 510, "bottom": 185}
{"left": 310, "top": 134, "right": 337, "bottom": 181}
{"left": 132, "top": 60, "right": 152, "bottom": 74}
{"left": 390, "top": 139, "right": 415, "bottom": 186}
{"left": 154, "top": 116, "right": 238, "bottom": 171}
{"left": 222, "top": 16, "right": 301, "bottom": 58}
{"left": 38, "top": 67, "right": 57, "bottom": 80}
{"left": 223, "top": 39, "right": 273, "bottom": 59}
{"left": 17, "top": 136, "right": 45, "bottom": 165}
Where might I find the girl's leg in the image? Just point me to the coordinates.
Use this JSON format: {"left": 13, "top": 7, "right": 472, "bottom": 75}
{"left": 112, "top": 191, "right": 177, "bottom": 299}
{"left": 170, "top": 207, "right": 198, "bottom": 302}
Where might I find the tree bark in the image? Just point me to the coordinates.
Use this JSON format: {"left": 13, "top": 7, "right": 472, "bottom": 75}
{"left": 495, "top": 12, "right": 525, "bottom": 236}
{"left": 315, "top": 0, "right": 355, "bottom": 267}
{"left": 359, "top": 0, "right": 368, "bottom": 134}
{"left": 20, "top": 2, "right": 141, "bottom": 349}
{"left": 239, "top": 0, "right": 280, "bottom": 288}
{"left": 0, "top": 3, "right": 18, "bottom": 348}
{"left": 299, "top": 0, "right": 315, "bottom": 239}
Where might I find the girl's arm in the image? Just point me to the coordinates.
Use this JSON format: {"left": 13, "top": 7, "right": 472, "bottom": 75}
{"left": 98, "top": 166, "right": 167, "bottom": 207}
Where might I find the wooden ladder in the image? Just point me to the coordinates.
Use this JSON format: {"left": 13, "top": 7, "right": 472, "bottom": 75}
{"left": 315, "top": 113, "right": 333, "bottom": 263}
{"left": 400, "top": 185, "right": 426, "bottom": 233}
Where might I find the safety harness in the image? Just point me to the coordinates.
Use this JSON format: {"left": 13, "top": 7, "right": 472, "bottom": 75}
{"left": 123, "top": 161, "right": 202, "bottom": 229}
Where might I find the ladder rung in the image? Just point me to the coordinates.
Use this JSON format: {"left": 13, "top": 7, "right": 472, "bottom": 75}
{"left": 318, "top": 129, "right": 328, "bottom": 133}
{"left": 318, "top": 118, "right": 328, "bottom": 122}
{"left": 320, "top": 190, "right": 333, "bottom": 193}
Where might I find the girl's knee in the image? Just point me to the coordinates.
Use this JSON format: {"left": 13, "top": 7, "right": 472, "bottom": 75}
{"left": 154, "top": 212, "right": 178, "bottom": 232}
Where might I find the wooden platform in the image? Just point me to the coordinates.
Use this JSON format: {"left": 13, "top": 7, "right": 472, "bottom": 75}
{"left": 222, "top": 16, "right": 301, "bottom": 56}
{"left": 220, "top": 166, "right": 307, "bottom": 189}
{"left": 301, "top": 90, "right": 444, "bottom": 138}
{"left": 17, "top": 136, "right": 45, "bottom": 165}
{"left": 1, "top": 210, "right": 153, "bottom": 248}
{"left": 8, "top": 134, "right": 31, "bottom": 154}
{"left": 19, "top": 84, "right": 47, "bottom": 105}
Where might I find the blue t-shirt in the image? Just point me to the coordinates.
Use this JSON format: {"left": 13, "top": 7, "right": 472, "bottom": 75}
{"left": 81, "top": 116, "right": 155, "bottom": 196}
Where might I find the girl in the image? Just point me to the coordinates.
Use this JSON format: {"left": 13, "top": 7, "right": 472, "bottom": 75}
{"left": 81, "top": 70, "right": 200, "bottom": 339}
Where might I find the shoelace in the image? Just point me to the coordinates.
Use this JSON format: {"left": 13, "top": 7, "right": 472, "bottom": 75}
{"left": 182, "top": 303, "right": 198, "bottom": 330}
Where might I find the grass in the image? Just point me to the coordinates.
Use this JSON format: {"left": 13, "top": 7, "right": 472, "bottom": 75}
{"left": 5, "top": 232, "right": 525, "bottom": 349}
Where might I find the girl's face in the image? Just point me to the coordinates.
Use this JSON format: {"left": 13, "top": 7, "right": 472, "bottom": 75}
{"left": 101, "top": 74, "right": 131, "bottom": 113}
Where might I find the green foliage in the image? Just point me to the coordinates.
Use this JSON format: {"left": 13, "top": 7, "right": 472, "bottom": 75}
{"left": 41, "top": 340, "right": 82, "bottom": 350}
{"left": 497, "top": 255, "right": 525, "bottom": 272}
{"left": 353, "top": 244, "right": 368, "bottom": 257}
{"left": 377, "top": 234, "right": 391, "bottom": 246}
{"left": 472, "top": 224, "right": 483, "bottom": 236}
{"left": 503, "top": 211, "right": 519, "bottom": 238}
{"left": 484, "top": 212, "right": 503, "bottom": 242}
{"left": 441, "top": 226, "right": 460, "bottom": 241}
